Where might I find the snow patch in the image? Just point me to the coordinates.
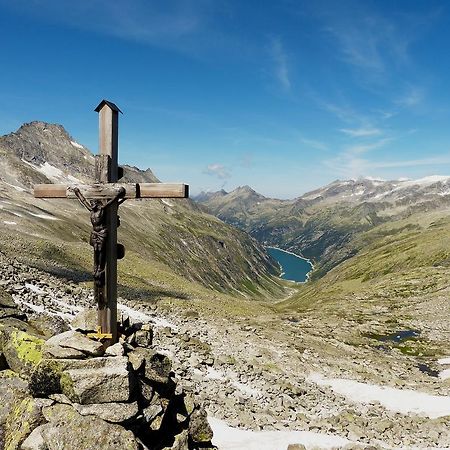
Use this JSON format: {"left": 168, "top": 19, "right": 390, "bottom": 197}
{"left": 209, "top": 418, "right": 350, "bottom": 450}
{"left": 205, "top": 367, "right": 226, "bottom": 381}
{"left": 70, "top": 141, "right": 84, "bottom": 149}
{"left": 2, "top": 181, "right": 26, "bottom": 192}
{"left": 25, "top": 283, "right": 46, "bottom": 295}
{"left": 161, "top": 199, "right": 174, "bottom": 207}
{"left": 39, "top": 162, "right": 64, "bottom": 179}
{"left": 309, "top": 373, "right": 450, "bottom": 419}
{"left": 3, "top": 221, "right": 17, "bottom": 225}
{"left": 68, "top": 175, "right": 82, "bottom": 183}
{"left": 231, "top": 380, "right": 261, "bottom": 398}
{"left": 398, "top": 175, "right": 450, "bottom": 187}
{"left": 117, "top": 303, "right": 178, "bottom": 331}
{"left": 27, "top": 212, "right": 60, "bottom": 221}
{"left": 439, "top": 369, "right": 450, "bottom": 381}
{"left": 438, "top": 357, "right": 450, "bottom": 365}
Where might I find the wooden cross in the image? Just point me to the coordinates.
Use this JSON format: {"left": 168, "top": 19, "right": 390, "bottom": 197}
{"left": 34, "top": 100, "right": 189, "bottom": 345}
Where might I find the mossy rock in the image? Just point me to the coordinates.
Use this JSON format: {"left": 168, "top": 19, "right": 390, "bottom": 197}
{"left": 2, "top": 329, "right": 44, "bottom": 379}
{"left": 4, "top": 396, "right": 46, "bottom": 450}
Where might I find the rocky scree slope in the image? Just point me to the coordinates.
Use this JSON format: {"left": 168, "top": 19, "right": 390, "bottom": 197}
{"left": 1, "top": 252, "right": 450, "bottom": 448}
{"left": 0, "top": 122, "right": 280, "bottom": 297}
{"left": 196, "top": 177, "right": 450, "bottom": 279}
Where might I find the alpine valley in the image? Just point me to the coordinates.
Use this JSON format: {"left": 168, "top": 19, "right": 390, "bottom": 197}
{"left": 1, "top": 121, "right": 450, "bottom": 449}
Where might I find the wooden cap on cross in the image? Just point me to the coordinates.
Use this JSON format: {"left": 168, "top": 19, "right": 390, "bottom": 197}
{"left": 34, "top": 100, "right": 189, "bottom": 346}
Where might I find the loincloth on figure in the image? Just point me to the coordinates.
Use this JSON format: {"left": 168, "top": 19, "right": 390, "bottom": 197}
{"left": 90, "top": 228, "right": 108, "bottom": 250}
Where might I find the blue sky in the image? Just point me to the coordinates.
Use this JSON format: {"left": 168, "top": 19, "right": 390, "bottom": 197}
{"left": 1, "top": 0, "right": 450, "bottom": 198}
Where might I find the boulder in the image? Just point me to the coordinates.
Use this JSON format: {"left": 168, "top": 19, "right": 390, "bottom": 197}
{"left": 20, "top": 424, "right": 47, "bottom": 450}
{"left": 1, "top": 328, "right": 44, "bottom": 378}
{"left": 43, "top": 344, "right": 86, "bottom": 359}
{"left": 129, "top": 348, "right": 172, "bottom": 384}
{"left": 60, "top": 356, "right": 131, "bottom": 404}
{"left": 71, "top": 308, "right": 97, "bottom": 332}
{"left": 105, "top": 342, "right": 125, "bottom": 357}
{"left": 28, "top": 313, "right": 70, "bottom": 338}
{"left": 287, "top": 445, "right": 307, "bottom": 450}
{"left": 73, "top": 401, "right": 139, "bottom": 423}
{"left": 188, "top": 406, "right": 213, "bottom": 444}
{"left": 44, "top": 330, "right": 104, "bottom": 357}
{"left": 41, "top": 403, "right": 139, "bottom": 450}
{"left": 4, "top": 396, "right": 49, "bottom": 450}
{"left": 135, "top": 327, "right": 153, "bottom": 348}
{"left": 0, "top": 371, "right": 29, "bottom": 428}
{"left": 28, "top": 358, "right": 76, "bottom": 397}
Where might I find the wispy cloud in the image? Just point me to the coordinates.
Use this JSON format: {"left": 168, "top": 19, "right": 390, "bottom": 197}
{"left": 396, "top": 85, "right": 424, "bottom": 108}
{"left": 324, "top": 137, "right": 392, "bottom": 178}
{"left": 270, "top": 37, "right": 291, "bottom": 91}
{"left": 203, "top": 163, "right": 231, "bottom": 179}
{"left": 340, "top": 127, "right": 382, "bottom": 137}
{"left": 0, "top": 0, "right": 231, "bottom": 58}
{"left": 300, "top": 137, "right": 328, "bottom": 151}
{"left": 370, "top": 155, "right": 450, "bottom": 169}
{"left": 312, "top": 2, "right": 413, "bottom": 77}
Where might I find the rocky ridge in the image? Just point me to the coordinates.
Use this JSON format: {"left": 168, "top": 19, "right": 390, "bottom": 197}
{"left": 195, "top": 177, "right": 450, "bottom": 279}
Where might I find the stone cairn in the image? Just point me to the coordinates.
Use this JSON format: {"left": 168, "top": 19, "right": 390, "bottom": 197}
{"left": 0, "top": 286, "right": 215, "bottom": 450}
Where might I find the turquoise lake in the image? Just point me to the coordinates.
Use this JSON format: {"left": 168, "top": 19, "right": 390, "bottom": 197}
{"left": 267, "top": 247, "right": 313, "bottom": 283}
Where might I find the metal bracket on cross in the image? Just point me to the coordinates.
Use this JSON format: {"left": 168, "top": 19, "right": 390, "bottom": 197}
{"left": 33, "top": 99, "right": 189, "bottom": 346}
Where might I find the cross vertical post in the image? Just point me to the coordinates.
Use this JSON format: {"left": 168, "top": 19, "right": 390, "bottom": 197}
{"left": 34, "top": 99, "right": 189, "bottom": 348}
{"left": 95, "top": 100, "right": 122, "bottom": 344}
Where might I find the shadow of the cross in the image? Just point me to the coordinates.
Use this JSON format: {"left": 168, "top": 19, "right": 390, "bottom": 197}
{"left": 118, "top": 284, "right": 190, "bottom": 302}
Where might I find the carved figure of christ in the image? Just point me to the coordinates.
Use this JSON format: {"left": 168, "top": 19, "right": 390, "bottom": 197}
{"left": 72, "top": 186, "right": 126, "bottom": 289}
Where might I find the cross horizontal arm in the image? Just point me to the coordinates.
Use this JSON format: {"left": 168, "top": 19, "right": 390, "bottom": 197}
{"left": 34, "top": 183, "right": 137, "bottom": 199}
{"left": 34, "top": 183, "right": 189, "bottom": 199}
{"left": 138, "top": 183, "right": 189, "bottom": 198}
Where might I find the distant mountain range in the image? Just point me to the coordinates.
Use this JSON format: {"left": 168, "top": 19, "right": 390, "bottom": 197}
{"left": 195, "top": 177, "right": 450, "bottom": 279}
{"left": 0, "top": 122, "right": 281, "bottom": 298}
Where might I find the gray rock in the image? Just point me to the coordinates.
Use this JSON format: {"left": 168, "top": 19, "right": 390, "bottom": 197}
{"left": 188, "top": 406, "right": 213, "bottom": 444}
{"left": 4, "top": 395, "right": 46, "bottom": 449}
{"left": 41, "top": 403, "right": 138, "bottom": 450}
{"left": 287, "top": 445, "right": 306, "bottom": 450}
{"left": 28, "top": 313, "right": 70, "bottom": 338}
{"left": 71, "top": 308, "right": 97, "bottom": 332}
{"left": 73, "top": 401, "right": 139, "bottom": 423}
{"left": 43, "top": 344, "right": 86, "bottom": 359}
{"left": 60, "top": 356, "right": 131, "bottom": 404}
{"left": 20, "top": 424, "right": 47, "bottom": 450}
{"left": 105, "top": 342, "right": 125, "bottom": 357}
{"left": 130, "top": 348, "right": 172, "bottom": 384}
{"left": 44, "top": 330, "right": 104, "bottom": 357}
{"left": 135, "top": 328, "right": 153, "bottom": 348}
{"left": 0, "top": 372, "right": 29, "bottom": 427}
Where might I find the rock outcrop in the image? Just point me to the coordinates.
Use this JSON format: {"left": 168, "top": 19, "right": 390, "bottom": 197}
{"left": 0, "top": 293, "right": 215, "bottom": 450}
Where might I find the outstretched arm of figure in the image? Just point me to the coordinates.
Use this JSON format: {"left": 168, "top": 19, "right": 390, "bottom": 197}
{"left": 105, "top": 187, "right": 126, "bottom": 208}
{"left": 72, "top": 187, "right": 92, "bottom": 211}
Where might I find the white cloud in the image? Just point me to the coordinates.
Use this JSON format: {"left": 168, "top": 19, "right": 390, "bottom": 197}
{"left": 270, "top": 37, "right": 291, "bottom": 91}
{"left": 203, "top": 163, "right": 231, "bottom": 179}
{"left": 339, "top": 127, "right": 381, "bottom": 137}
